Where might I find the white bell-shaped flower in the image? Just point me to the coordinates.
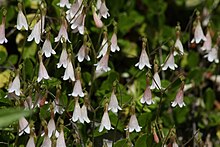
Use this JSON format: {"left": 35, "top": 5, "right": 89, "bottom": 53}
{"left": 8, "top": 74, "right": 21, "bottom": 96}
{"left": 69, "top": 79, "right": 84, "bottom": 97}
{"left": 42, "top": 39, "right": 56, "bottom": 58}
{"left": 140, "top": 85, "right": 154, "bottom": 105}
{"left": 204, "top": 46, "right": 219, "bottom": 63}
{"left": 126, "top": 114, "right": 142, "bottom": 132}
{"left": 0, "top": 17, "right": 8, "bottom": 44}
{"left": 27, "top": 16, "right": 45, "bottom": 44}
{"left": 55, "top": 20, "right": 70, "bottom": 43}
{"left": 17, "top": 9, "right": 28, "bottom": 30}
{"left": 81, "top": 104, "right": 90, "bottom": 123}
{"left": 41, "top": 135, "right": 51, "bottom": 147}
{"left": 110, "top": 33, "right": 120, "bottom": 52}
{"left": 57, "top": 47, "right": 68, "bottom": 68}
{"left": 47, "top": 118, "right": 59, "bottom": 138}
{"left": 63, "top": 58, "right": 75, "bottom": 81}
{"left": 99, "top": 107, "right": 112, "bottom": 132}
{"left": 71, "top": 98, "right": 84, "bottom": 123}
{"left": 71, "top": 13, "right": 86, "bottom": 35}
{"left": 150, "top": 72, "right": 162, "bottom": 90}
{"left": 56, "top": 128, "right": 66, "bottom": 147}
{"left": 37, "top": 59, "right": 50, "bottom": 82}
{"left": 26, "top": 135, "right": 35, "bottom": 147}
{"left": 191, "top": 21, "right": 206, "bottom": 44}
{"left": 99, "top": 1, "right": 110, "bottom": 19}
{"left": 171, "top": 84, "right": 186, "bottom": 108}
{"left": 201, "top": 30, "right": 212, "bottom": 52}
{"left": 76, "top": 44, "right": 90, "bottom": 62}
{"left": 97, "top": 36, "right": 108, "bottom": 58}
{"left": 93, "top": 10, "right": 103, "bottom": 28}
{"left": 95, "top": 52, "right": 110, "bottom": 72}
{"left": 19, "top": 117, "right": 30, "bottom": 136}
{"left": 162, "top": 53, "right": 178, "bottom": 70}
{"left": 135, "top": 48, "right": 151, "bottom": 70}
{"left": 174, "top": 37, "right": 184, "bottom": 56}
{"left": 108, "top": 90, "right": 122, "bottom": 113}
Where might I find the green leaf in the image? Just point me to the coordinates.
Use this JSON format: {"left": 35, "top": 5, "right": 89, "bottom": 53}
{"left": 0, "top": 108, "right": 30, "bottom": 128}
{"left": 114, "top": 139, "right": 129, "bottom": 147}
{"left": 0, "top": 45, "right": 8, "bottom": 64}
{"left": 135, "top": 133, "right": 147, "bottom": 147}
{"left": 7, "top": 54, "right": 18, "bottom": 65}
{"left": 23, "top": 59, "right": 34, "bottom": 79}
{"left": 204, "top": 88, "right": 215, "bottom": 111}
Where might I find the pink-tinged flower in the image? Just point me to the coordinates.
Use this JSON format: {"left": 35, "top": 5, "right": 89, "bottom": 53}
{"left": 17, "top": 9, "right": 28, "bottom": 30}
{"left": 204, "top": 46, "right": 219, "bottom": 63}
{"left": 42, "top": 39, "right": 56, "bottom": 58}
{"left": 71, "top": 98, "right": 83, "bottom": 123}
{"left": 108, "top": 90, "right": 122, "bottom": 113}
{"left": 69, "top": 79, "right": 84, "bottom": 97}
{"left": 97, "top": 36, "right": 108, "bottom": 58}
{"left": 63, "top": 58, "right": 75, "bottom": 81}
{"left": 95, "top": 53, "right": 110, "bottom": 72}
{"left": 57, "top": 0, "right": 71, "bottom": 8}
{"left": 41, "top": 135, "right": 51, "bottom": 147}
{"left": 96, "top": 0, "right": 102, "bottom": 10}
{"left": 56, "top": 128, "right": 66, "bottom": 147}
{"left": 103, "top": 139, "right": 113, "bottom": 147}
{"left": 71, "top": 13, "right": 86, "bottom": 35}
{"left": 153, "top": 131, "right": 159, "bottom": 144}
{"left": 47, "top": 118, "right": 59, "bottom": 138}
{"left": 174, "top": 37, "right": 184, "bottom": 56}
{"left": 53, "top": 99, "right": 64, "bottom": 115}
{"left": 0, "top": 17, "right": 8, "bottom": 44}
{"left": 19, "top": 117, "right": 30, "bottom": 136}
{"left": 110, "top": 33, "right": 120, "bottom": 52}
{"left": 141, "top": 85, "right": 154, "bottom": 105}
{"left": 26, "top": 135, "right": 35, "bottom": 147}
{"left": 162, "top": 53, "right": 178, "bottom": 70}
{"left": 76, "top": 44, "right": 90, "bottom": 62}
{"left": 201, "top": 30, "right": 212, "bottom": 52}
{"left": 93, "top": 10, "right": 103, "bottom": 28}
{"left": 27, "top": 16, "right": 45, "bottom": 44}
{"left": 66, "top": 0, "right": 83, "bottom": 22}
{"left": 126, "top": 114, "right": 142, "bottom": 132}
{"left": 150, "top": 72, "right": 161, "bottom": 90}
{"left": 37, "top": 59, "right": 50, "bottom": 82}
{"left": 99, "top": 1, "right": 110, "bottom": 19}
{"left": 172, "top": 141, "right": 179, "bottom": 147}
{"left": 8, "top": 74, "right": 21, "bottom": 96}
{"left": 171, "top": 84, "right": 186, "bottom": 108}
{"left": 99, "top": 107, "right": 112, "bottom": 132}
{"left": 57, "top": 47, "right": 68, "bottom": 68}
{"left": 191, "top": 21, "right": 206, "bottom": 44}
{"left": 135, "top": 48, "right": 151, "bottom": 70}
{"left": 55, "top": 20, "right": 70, "bottom": 43}
{"left": 24, "top": 96, "right": 33, "bottom": 110}
{"left": 81, "top": 104, "right": 90, "bottom": 123}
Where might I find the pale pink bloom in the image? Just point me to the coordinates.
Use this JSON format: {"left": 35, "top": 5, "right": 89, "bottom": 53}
{"left": 27, "top": 16, "right": 45, "bottom": 44}
{"left": 69, "top": 79, "right": 84, "bottom": 97}
{"left": 81, "top": 104, "right": 90, "bottom": 123}
{"left": 47, "top": 118, "right": 59, "bottom": 138}
{"left": 53, "top": 99, "right": 64, "bottom": 114}
{"left": 55, "top": 20, "right": 70, "bottom": 43}
{"left": 162, "top": 53, "right": 178, "bottom": 70}
{"left": 66, "top": 0, "right": 83, "bottom": 22}
{"left": 63, "top": 58, "right": 75, "bottom": 81}
{"left": 135, "top": 48, "right": 151, "bottom": 70}
{"left": 42, "top": 39, "right": 56, "bottom": 58}
{"left": 57, "top": 0, "right": 71, "bottom": 8}
{"left": 19, "top": 117, "right": 30, "bottom": 136}
{"left": 110, "top": 33, "right": 120, "bottom": 52}
{"left": 71, "top": 13, "right": 86, "bottom": 35}
{"left": 201, "top": 30, "right": 212, "bottom": 52}
{"left": 8, "top": 74, "right": 21, "bottom": 96}
{"left": 99, "top": 1, "right": 110, "bottom": 19}
{"left": 172, "top": 141, "right": 179, "bottom": 147}
{"left": 204, "top": 46, "right": 219, "bottom": 63}
{"left": 17, "top": 10, "right": 28, "bottom": 30}
{"left": 26, "top": 135, "right": 35, "bottom": 147}
{"left": 150, "top": 72, "right": 161, "bottom": 90}
{"left": 57, "top": 47, "right": 68, "bottom": 68}
{"left": 56, "top": 128, "right": 66, "bottom": 147}
{"left": 93, "top": 11, "right": 103, "bottom": 28}
{"left": 171, "top": 86, "right": 186, "bottom": 108}
{"left": 76, "top": 44, "right": 90, "bottom": 62}
{"left": 191, "top": 21, "right": 206, "bottom": 44}
{"left": 0, "top": 17, "right": 8, "bottom": 44}
{"left": 153, "top": 131, "right": 159, "bottom": 144}
{"left": 108, "top": 91, "right": 122, "bottom": 113}
{"left": 95, "top": 53, "right": 110, "bottom": 72}
{"left": 140, "top": 86, "right": 154, "bottom": 105}
{"left": 99, "top": 110, "right": 112, "bottom": 132}
{"left": 97, "top": 37, "right": 108, "bottom": 58}
{"left": 37, "top": 60, "right": 50, "bottom": 82}
{"left": 41, "top": 135, "right": 51, "bottom": 147}
{"left": 174, "top": 38, "right": 184, "bottom": 56}
{"left": 71, "top": 98, "right": 83, "bottom": 123}
{"left": 126, "top": 114, "right": 142, "bottom": 132}
{"left": 96, "top": 0, "right": 102, "bottom": 10}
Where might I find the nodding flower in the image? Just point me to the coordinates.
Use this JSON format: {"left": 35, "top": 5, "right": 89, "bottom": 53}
{"left": 125, "top": 114, "right": 142, "bottom": 132}
{"left": 108, "top": 90, "right": 122, "bottom": 113}
{"left": 55, "top": 19, "right": 71, "bottom": 43}
{"left": 8, "top": 73, "right": 21, "bottom": 96}
{"left": 42, "top": 38, "right": 56, "bottom": 58}
{"left": 57, "top": 0, "right": 71, "bottom": 8}
{"left": 17, "top": 3, "right": 28, "bottom": 30}
{"left": 162, "top": 52, "right": 178, "bottom": 71}
{"left": 99, "top": 103, "right": 112, "bottom": 132}
{"left": 171, "top": 83, "right": 186, "bottom": 108}
{"left": 191, "top": 15, "right": 206, "bottom": 44}
{"left": 0, "top": 16, "right": 8, "bottom": 44}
